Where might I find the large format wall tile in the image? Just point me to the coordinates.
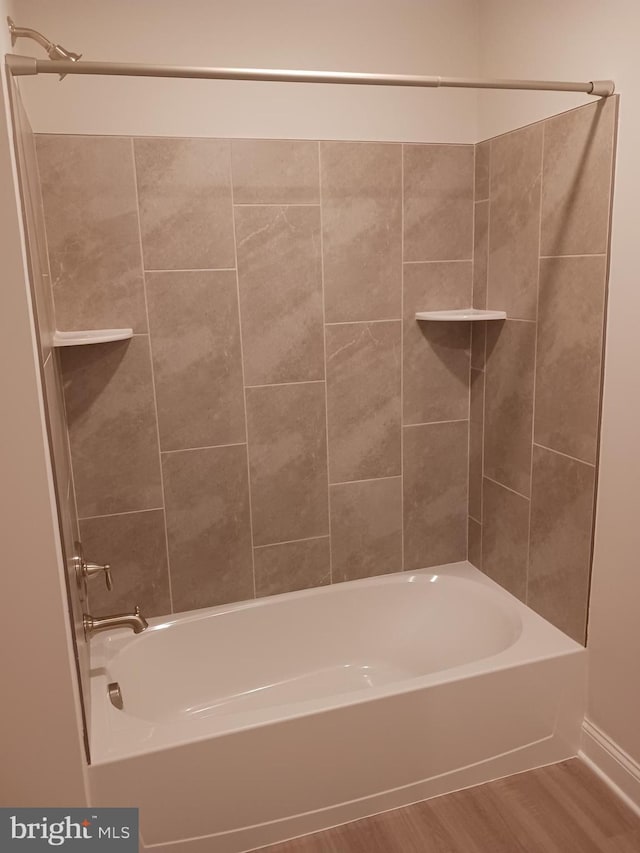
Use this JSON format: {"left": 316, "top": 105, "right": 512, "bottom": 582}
{"left": 36, "top": 135, "right": 147, "bottom": 332}
{"left": 488, "top": 124, "right": 542, "bottom": 320}
{"left": 326, "top": 321, "right": 401, "bottom": 483}
{"left": 403, "top": 144, "right": 474, "bottom": 262}
{"left": 232, "top": 139, "right": 320, "bottom": 205}
{"left": 246, "top": 382, "right": 328, "bottom": 545}
{"left": 330, "top": 477, "right": 402, "bottom": 582}
{"left": 235, "top": 205, "right": 324, "bottom": 385}
{"left": 541, "top": 97, "right": 617, "bottom": 257}
{"left": 134, "top": 138, "right": 235, "bottom": 270}
{"left": 535, "top": 256, "right": 606, "bottom": 463}
{"left": 484, "top": 321, "right": 536, "bottom": 497}
{"left": 481, "top": 477, "right": 530, "bottom": 601}
{"left": 80, "top": 509, "right": 171, "bottom": 617}
{"left": 62, "top": 337, "right": 162, "bottom": 518}
{"left": 146, "top": 270, "right": 245, "bottom": 451}
{"left": 404, "top": 421, "right": 468, "bottom": 569}
{"left": 528, "top": 445, "right": 596, "bottom": 643}
{"left": 163, "top": 445, "right": 253, "bottom": 612}
{"left": 403, "top": 262, "right": 471, "bottom": 425}
{"left": 254, "top": 537, "right": 330, "bottom": 598}
{"left": 321, "top": 142, "right": 402, "bottom": 322}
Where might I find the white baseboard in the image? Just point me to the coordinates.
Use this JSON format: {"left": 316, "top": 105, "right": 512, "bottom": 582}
{"left": 580, "top": 718, "right": 640, "bottom": 818}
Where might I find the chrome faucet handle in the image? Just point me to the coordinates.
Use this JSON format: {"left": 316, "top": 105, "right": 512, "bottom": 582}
{"left": 85, "top": 561, "right": 113, "bottom": 591}
{"left": 74, "top": 541, "right": 113, "bottom": 592}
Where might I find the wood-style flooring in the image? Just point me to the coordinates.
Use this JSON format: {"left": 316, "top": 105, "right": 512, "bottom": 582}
{"left": 260, "top": 759, "right": 640, "bottom": 852}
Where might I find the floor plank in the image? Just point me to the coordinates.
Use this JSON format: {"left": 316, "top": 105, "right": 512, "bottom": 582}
{"left": 259, "top": 759, "right": 640, "bottom": 852}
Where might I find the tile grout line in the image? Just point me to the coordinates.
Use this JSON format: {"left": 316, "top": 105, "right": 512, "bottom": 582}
{"left": 129, "top": 138, "right": 174, "bottom": 614}
{"left": 484, "top": 474, "right": 531, "bottom": 503}
{"left": 402, "top": 258, "right": 472, "bottom": 266}
{"left": 400, "top": 143, "right": 405, "bottom": 572}
{"left": 318, "top": 140, "right": 334, "bottom": 585}
{"left": 403, "top": 418, "right": 469, "bottom": 429}
{"left": 245, "top": 379, "right": 325, "bottom": 390}
{"left": 539, "top": 253, "right": 607, "bottom": 260}
{"left": 479, "top": 139, "right": 493, "bottom": 567}
{"left": 161, "top": 441, "right": 246, "bottom": 455}
{"left": 485, "top": 139, "right": 492, "bottom": 315}
{"left": 229, "top": 144, "right": 258, "bottom": 600}
{"left": 255, "top": 533, "right": 331, "bottom": 551}
{"left": 525, "top": 123, "right": 545, "bottom": 605}
{"left": 474, "top": 140, "right": 493, "bottom": 571}
{"left": 144, "top": 267, "right": 237, "bottom": 273}
{"left": 325, "top": 318, "right": 401, "bottom": 326}
{"left": 79, "top": 506, "right": 166, "bottom": 523}
{"left": 329, "top": 474, "right": 403, "bottom": 488}
{"left": 233, "top": 202, "right": 320, "bottom": 208}
{"left": 466, "top": 141, "right": 476, "bottom": 563}
{"left": 533, "top": 442, "right": 596, "bottom": 469}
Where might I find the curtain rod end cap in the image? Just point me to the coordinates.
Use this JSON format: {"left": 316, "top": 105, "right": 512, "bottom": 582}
{"left": 590, "top": 80, "right": 615, "bottom": 97}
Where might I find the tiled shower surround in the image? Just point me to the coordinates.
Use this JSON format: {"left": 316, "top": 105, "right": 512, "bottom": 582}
{"left": 35, "top": 97, "right": 616, "bottom": 643}
{"left": 468, "top": 97, "right": 617, "bottom": 643}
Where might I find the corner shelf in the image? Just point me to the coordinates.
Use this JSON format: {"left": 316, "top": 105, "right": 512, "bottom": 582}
{"left": 53, "top": 328, "right": 134, "bottom": 347}
{"left": 415, "top": 309, "right": 507, "bottom": 322}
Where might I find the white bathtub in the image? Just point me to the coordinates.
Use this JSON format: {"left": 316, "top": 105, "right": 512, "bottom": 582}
{"left": 88, "top": 561, "right": 586, "bottom": 852}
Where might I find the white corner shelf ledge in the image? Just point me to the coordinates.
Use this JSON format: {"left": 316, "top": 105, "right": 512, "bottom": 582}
{"left": 415, "top": 309, "right": 507, "bottom": 322}
{"left": 53, "top": 328, "right": 134, "bottom": 347}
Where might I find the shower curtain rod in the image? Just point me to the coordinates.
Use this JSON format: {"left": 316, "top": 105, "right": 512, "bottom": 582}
{"left": 5, "top": 54, "right": 615, "bottom": 97}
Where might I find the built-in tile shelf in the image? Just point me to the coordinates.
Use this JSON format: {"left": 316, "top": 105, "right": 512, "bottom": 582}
{"left": 53, "top": 328, "right": 134, "bottom": 347}
{"left": 415, "top": 309, "right": 507, "bottom": 322}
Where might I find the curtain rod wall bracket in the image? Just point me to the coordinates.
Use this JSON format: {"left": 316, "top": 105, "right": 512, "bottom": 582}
{"left": 6, "top": 54, "right": 38, "bottom": 76}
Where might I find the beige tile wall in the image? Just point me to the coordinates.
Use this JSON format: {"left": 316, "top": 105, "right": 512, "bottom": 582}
{"left": 469, "top": 98, "right": 618, "bottom": 644}
{"left": 36, "top": 135, "right": 475, "bottom": 617}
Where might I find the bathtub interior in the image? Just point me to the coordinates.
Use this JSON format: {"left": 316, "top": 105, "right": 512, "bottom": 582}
{"left": 96, "top": 565, "right": 522, "bottom": 723}
{"left": 89, "top": 561, "right": 584, "bottom": 764}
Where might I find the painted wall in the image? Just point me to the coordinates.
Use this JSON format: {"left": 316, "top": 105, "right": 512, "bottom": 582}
{"left": 479, "top": 0, "right": 640, "bottom": 770}
{"left": 10, "top": 0, "right": 479, "bottom": 142}
{"left": 0, "top": 0, "right": 88, "bottom": 805}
